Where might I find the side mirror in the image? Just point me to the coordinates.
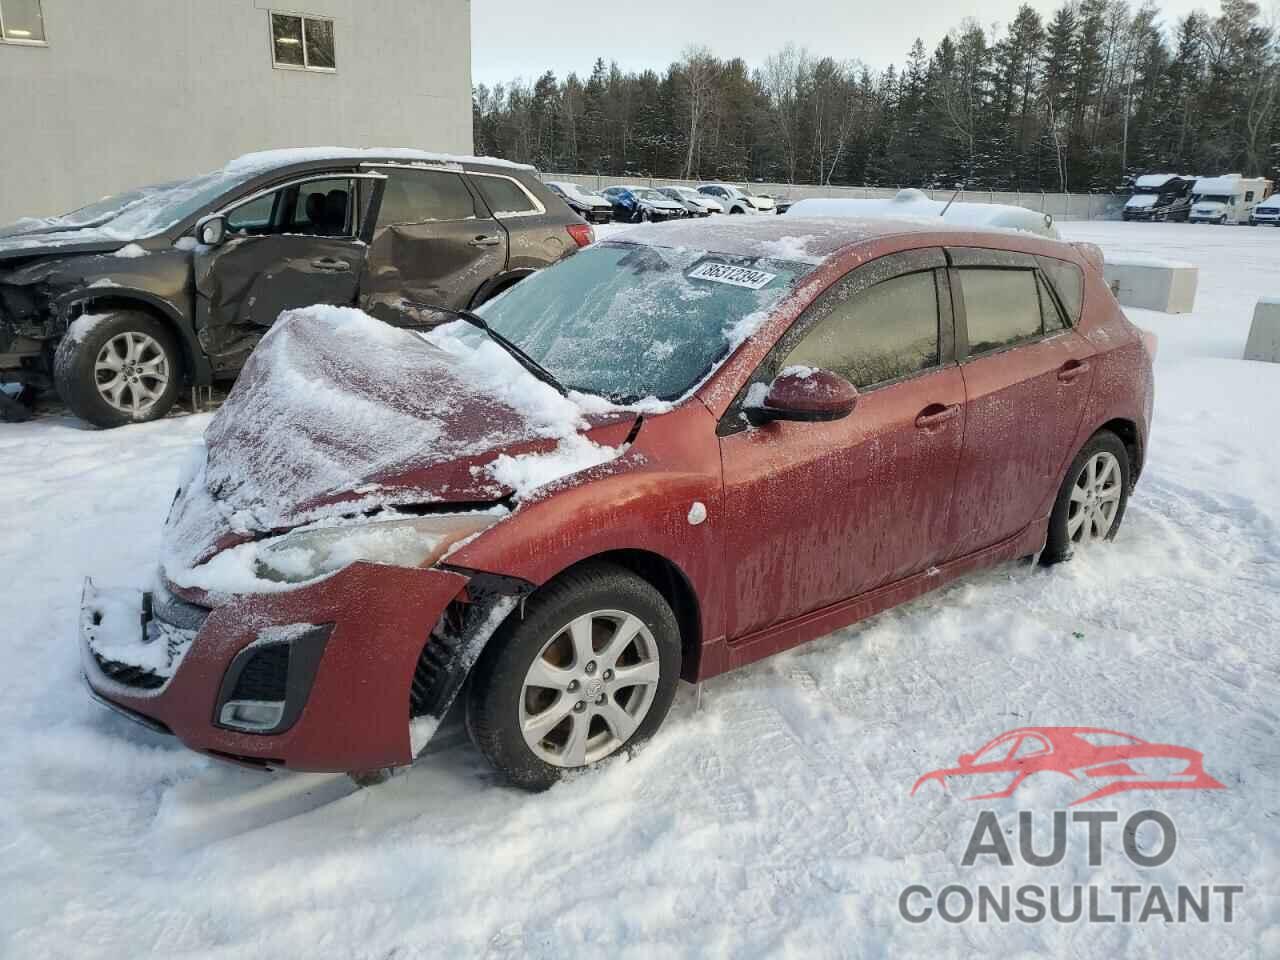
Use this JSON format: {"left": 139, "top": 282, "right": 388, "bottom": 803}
{"left": 744, "top": 367, "right": 858, "bottom": 426}
{"left": 195, "top": 214, "right": 228, "bottom": 247}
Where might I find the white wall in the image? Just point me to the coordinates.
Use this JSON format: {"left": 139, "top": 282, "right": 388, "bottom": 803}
{"left": 0, "top": 0, "right": 472, "bottom": 222}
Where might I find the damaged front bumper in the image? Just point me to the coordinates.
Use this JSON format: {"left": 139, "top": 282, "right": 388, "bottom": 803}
{"left": 77, "top": 562, "right": 514, "bottom": 772}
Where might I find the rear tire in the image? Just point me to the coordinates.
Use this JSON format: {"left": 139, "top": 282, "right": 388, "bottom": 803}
{"left": 1041, "top": 430, "right": 1131, "bottom": 564}
{"left": 54, "top": 310, "right": 181, "bottom": 428}
{"left": 466, "top": 562, "right": 681, "bottom": 791}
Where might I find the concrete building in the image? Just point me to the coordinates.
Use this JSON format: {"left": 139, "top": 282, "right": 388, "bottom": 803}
{"left": 0, "top": 0, "right": 472, "bottom": 223}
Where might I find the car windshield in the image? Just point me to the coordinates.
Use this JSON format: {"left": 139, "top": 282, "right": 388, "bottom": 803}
{"left": 49, "top": 170, "right": 252, "bottom": 238}
{"left": 475, "top": 242, "right": 814, "bottom": 401}
{"left": 1199, "top": 195, "right": 1232, "bottom": 204}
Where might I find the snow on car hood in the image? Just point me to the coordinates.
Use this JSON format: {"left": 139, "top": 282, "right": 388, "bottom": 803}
{"left": 163, "top": 306, "right": 634, "bottom": 573}
{"left": 1125, "top": 194, "right": 1159, "bottom": 208}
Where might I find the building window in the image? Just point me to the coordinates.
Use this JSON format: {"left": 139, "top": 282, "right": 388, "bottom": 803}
{"left": 0, "top": 0, "right": 47, "bottom": 44}
{"left": 270, "top": 11, "right": 335, "bottom": 71}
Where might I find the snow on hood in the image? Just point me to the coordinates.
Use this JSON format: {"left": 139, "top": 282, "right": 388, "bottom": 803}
{"left": 164, "top": 307, "right": 630, "bottom": 573}
{"left": 1125, "top": 194, "right": 1160, "bottom": 208}
{"left": 786, "top": 189, "right": 1060, "bottom": 238}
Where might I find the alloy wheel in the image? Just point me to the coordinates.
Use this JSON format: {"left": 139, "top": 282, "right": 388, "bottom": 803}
{"left": 94, "top": 331, "right": 170, "bottom": 416}
{"left": 1067, "top": 451, "right": 1123, "bottom": 543}
{"left": 519, "top": 609, "right": 660, "bottom": 768}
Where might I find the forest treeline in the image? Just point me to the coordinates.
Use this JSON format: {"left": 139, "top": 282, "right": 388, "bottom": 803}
{"left": 472, "top": 0, "right": 1280, "bottom": 191}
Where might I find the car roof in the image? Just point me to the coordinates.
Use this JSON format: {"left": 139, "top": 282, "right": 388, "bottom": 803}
{"left": 223, "top": 147, "right": 537, "bottom": 178}
{"left": 610, "top": 215, "right": 1072, "bottom": 264}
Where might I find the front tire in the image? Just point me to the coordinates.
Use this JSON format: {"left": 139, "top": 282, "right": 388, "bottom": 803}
{"left": 1041, "top": 430, "right": 1131, "bottom": 564}
{"left": 466, "top": 562, "right": 681, "bottom": 790}
{"left": 53, "top": 311, "right": 181, "bottom": 428}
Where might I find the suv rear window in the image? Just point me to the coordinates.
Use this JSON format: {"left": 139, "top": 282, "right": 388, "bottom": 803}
{"left": 376, "top": 170, "right": 476, "bottom": 226}
{"left": 472, "top": 175, "right": 539, "bottom": 217}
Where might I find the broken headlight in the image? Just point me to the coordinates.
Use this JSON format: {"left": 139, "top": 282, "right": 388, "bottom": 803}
{"left": 252, "top": 514, "right": 500, "bottom": 584}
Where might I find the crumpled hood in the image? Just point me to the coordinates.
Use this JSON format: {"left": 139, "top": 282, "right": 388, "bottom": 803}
{"left": 163, "top": 306, "right": 634, "bottom": 570}
{"left": 0, "top": 228, "right": 128, "bottom": 263}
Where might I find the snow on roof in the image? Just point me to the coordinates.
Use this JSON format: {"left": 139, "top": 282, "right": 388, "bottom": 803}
{"left": 1194, "top": 174, "right": 1245, "bottom": 193}
{"left": 1135, "top": 174, "right": 1183, "bottom": 188}
{"left": 224, "top": 146, "right": 535, "bottom": 175}
{"left": 785, "top": 190, "right": 1060, "bottom": 238}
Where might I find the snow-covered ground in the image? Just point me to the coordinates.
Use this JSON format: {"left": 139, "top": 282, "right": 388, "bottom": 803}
{"left": 2, "top": 221, "right": 1277, "bottom": 957}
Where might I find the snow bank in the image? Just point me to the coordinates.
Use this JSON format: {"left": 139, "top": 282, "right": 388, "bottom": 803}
{"left": 786, "top": 189, "right": 1060, "bottom": 238}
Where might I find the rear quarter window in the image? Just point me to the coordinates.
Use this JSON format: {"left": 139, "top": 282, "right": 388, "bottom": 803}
{"left": 1037, "top": 257, "right": 1085, "bottom": 326}
{"left": 472, "top": 175, "right": 540, "bottom": 217}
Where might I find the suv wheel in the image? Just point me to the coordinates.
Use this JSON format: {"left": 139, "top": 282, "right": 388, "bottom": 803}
{"left": 1041, "top": 430, "right": 1131, "bottom": 564}
{"left": 466, "top": 562, "right": 681, "bottom": 790}
{"left": 54, "top": 311, "right": 181, "bottom": 428}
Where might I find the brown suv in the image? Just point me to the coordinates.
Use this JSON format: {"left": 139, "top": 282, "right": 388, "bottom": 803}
{"left": 0, "top": 148, "right": 592, "bottom": 427}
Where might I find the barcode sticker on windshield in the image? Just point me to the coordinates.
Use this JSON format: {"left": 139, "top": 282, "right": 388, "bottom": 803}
{"left": 687, "top": 262, "right": 777, "bottom": 289}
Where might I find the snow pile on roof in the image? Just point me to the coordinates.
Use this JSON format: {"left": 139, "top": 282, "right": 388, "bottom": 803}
{"left": 1194, "top": 174, "right": 1244, "bottom": 194}
{"left": 786, "top": 189, "right": 1060, "bottom": 238}
{"left": 1134, "top": 174, "right": 1183, "bottom": 188}
{"left": 225, "top": 147, "right": 535, "bottom": 175}
{"left": 1125, "top": 194, "right": 1159, "bottom": 208}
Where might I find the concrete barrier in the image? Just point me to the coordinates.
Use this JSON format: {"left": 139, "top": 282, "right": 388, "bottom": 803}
{"left": 1244, "top": 298, "right": 1280, "bottom": 363}
{"left": 1102, "top": 257, "right": 1198, "bottom": 313}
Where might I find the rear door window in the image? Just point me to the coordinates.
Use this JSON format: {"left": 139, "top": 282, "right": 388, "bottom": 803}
{"left": 958, "top": 268, "right": 1042, "bottom": 355}
{"left": 471, "top": 175, "right": 539, "bottom": 217}
{"left": 783, "top": 270, "right": 941, "bottom": 389}
{"left": 375, "top": 169, "right": 477, "bottom": 226}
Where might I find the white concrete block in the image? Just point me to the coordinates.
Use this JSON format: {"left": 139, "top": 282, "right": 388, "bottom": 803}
{"left": 1103, "top": 257, "right": 1198, "bottom": 313}
{"left": 1244, "top": 298, "right": 1280, "bottom": 363}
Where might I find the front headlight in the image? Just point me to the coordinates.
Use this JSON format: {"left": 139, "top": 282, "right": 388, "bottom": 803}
{"left": 253, "top": 513, "right": 501, "bottom": 584}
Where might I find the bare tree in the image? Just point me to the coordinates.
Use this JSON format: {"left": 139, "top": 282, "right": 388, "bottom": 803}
{"left": 679, "top": 47, "right": 718, "bottom": 179}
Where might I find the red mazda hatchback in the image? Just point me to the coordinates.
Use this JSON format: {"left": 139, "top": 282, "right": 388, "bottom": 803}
{"left": 79, "top": 217, "right": 1154, "bottom": 789}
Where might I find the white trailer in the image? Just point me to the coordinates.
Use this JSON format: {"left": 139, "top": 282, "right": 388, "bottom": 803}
{"left": 1189, "top": 174, "right": 1273, "bottom": 224}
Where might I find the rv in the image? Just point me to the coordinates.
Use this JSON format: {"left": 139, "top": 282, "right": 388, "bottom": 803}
{"left": 1122, "top": 174, "right": 1194, "bottom": 221}
{"left": 1188, "top": 174, "right": 1273, "bottom": 224}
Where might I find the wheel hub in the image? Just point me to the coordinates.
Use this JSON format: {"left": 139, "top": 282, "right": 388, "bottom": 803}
{"left": 518, "top": 609, "right": 662, "bottom": 768}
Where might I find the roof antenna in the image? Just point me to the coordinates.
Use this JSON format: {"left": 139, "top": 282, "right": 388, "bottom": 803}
{"left": 940, "top": 183, "right": 962, "bottom": 217}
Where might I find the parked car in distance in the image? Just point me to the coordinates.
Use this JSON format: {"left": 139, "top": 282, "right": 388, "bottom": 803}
{"left": 1122, "top": 173, "right": 1194, "bottom": 222}
{"left": 601, "top": 186, "right": 687, "bottom": 222}
{"left": 656, "top": 186, "right": 717, "bottom": 216}
{"left": 1248, "top": 194, "right": 1280, "bottom": 226}
{"left": 1188, "top": 174, "right": 1273, "bottom": 224}
{"left": 769, "top": 194, "right": 794, "bottom": 215}
{"left": 696, "top": 183, "right": 770, "bottom": 214}
{"left": 80, "top": 216, "right": 1154, "bottom": 790}
{"left": 544, "top": 181, "right": 613, "bottom": 223}
{"left": 0, "top": 148, "right": 591, "bottom": 427}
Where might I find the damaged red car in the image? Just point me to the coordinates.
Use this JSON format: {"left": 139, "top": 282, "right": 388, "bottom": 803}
{"left": 79, "top": 217, "right": 1155, "bottom": 789}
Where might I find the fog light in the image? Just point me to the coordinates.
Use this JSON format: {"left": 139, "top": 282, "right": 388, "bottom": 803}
{"left": 219, "top": 700, "right": 285, "bottom": 732}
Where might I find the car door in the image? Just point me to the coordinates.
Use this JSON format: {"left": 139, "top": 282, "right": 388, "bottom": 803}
{"left": 358, "top": 166, "right": 508, "bottom": 320}
{"left": 718, "top": 249, "right": 966, "bottom": 641}
{"left": 943, "top": 248, "right": 1096, "bottom": 560}
{"left": 193, "top": 172, "right": 380, "bottom": 372}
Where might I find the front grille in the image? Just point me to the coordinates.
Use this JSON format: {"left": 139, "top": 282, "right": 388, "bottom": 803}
{"left": 152, "top": 589, "right": 211, "bottom": 631}
{"left": 91, "top": 654, "right": 166, "bottom": 690}
{"left": 229, "top": 644, "right": 290, "bottom": 702}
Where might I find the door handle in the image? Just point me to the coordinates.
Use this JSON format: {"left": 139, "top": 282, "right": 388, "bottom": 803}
{"left": 1057, "top": 359, "right": 1091, "bottom": 383}
{"left": 914, "top": 403, "right": 961, "bottom": 429}
{"left": 311, "top": 257, "right": 351, "bottom": 271}
{"left": 469, "top": 235, "right": 503, "bottom": 247}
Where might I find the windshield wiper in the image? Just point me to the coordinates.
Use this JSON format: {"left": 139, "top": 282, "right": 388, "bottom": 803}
{"left": 425, "top": 305, "right": 568, "bottom": 397}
